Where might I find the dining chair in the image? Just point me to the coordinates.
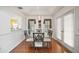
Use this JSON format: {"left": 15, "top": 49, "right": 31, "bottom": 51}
{"left": 33, "top": 33, "right": 44, "bottom": 52}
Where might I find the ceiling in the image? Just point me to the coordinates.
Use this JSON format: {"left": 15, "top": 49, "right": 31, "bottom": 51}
{"left": 0, "top": 6, "right": 63, "bottom": 16}
{"left": 17, "top": 6, "right": 63, "bottom": 16}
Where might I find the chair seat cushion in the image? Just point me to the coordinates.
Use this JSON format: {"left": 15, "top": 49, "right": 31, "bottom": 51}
{"left": 35, "top": 42, "right": 43, "bottom": 47}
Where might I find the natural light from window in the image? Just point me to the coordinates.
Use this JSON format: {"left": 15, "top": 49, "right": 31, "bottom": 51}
{"left": 64, "top": 13, "right": 74, "bottom": 47}
{"left": 57, "top": 18, "right": 62, "bottom": 40}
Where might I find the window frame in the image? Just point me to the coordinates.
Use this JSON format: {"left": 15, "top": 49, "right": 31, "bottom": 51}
{"left": 63, "top": 11, "right": 75, "bottom": 47}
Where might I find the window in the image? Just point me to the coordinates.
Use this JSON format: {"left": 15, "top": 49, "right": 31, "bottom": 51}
{"left": 44, "top": 19, "right": 52, "bottom": 37}
{"left": 64, "top": 12, "right": 74, "bottom": 47}
{"left": 56, "top": 18, "right": 62, "bottom": 40}
{"left": 28, "top": 19, "right": 36, "bottom": 37}
{"left": 10, "top": 18, "right": 22, "bottom": 31}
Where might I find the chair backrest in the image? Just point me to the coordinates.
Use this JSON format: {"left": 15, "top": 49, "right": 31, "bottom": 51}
{"left": 33, "top": 33, "right": 44, "bottom": 47}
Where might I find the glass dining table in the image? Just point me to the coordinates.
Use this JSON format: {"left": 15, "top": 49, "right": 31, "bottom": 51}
{"left": 26, "top": 34, "right": 52, "bottom": 48}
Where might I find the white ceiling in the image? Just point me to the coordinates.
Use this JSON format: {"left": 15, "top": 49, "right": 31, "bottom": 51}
{"left": 17, "top": 6, "right": 63, "bottom": 16}
{"left": 0, "top": 6, "right": 63, "bottom": 16}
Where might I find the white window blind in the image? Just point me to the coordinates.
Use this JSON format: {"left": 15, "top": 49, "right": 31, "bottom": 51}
{"left": 57, "top": 18, "right": 62, "bottom": 40}
{"left": 64, "top": 12, "right": 74, "bottom": 47}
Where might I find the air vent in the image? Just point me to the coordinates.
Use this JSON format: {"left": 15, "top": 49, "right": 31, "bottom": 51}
{"left": 18, "top": 7, "right": 23, "bottom": 9}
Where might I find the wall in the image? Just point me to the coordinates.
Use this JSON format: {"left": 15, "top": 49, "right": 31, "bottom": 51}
{"left": 25, "top": 16, "right": 53, "bottom": 29}
{"left": 0, "top": 7, "right": 25, "bottom": 53}
{"left": 25, "top": 16, "right": 53, "bottom": 37}
{"left": 74, "top": 7, "right": 79, "bottom": 52}
{"left": 52, "top": 6, "right": 79, "bottom": 52}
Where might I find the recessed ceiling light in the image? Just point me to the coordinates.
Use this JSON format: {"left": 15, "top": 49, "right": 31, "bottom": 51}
{"left": 18, "top": 7, "right": 23, "bottom": 9}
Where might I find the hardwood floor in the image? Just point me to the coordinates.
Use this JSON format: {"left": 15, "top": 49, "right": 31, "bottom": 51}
{"left": 10, "top": 40, "right": 53, "bottom": 53}
{"left": 10, "top": 38, "right": 71, "bottom": 53}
